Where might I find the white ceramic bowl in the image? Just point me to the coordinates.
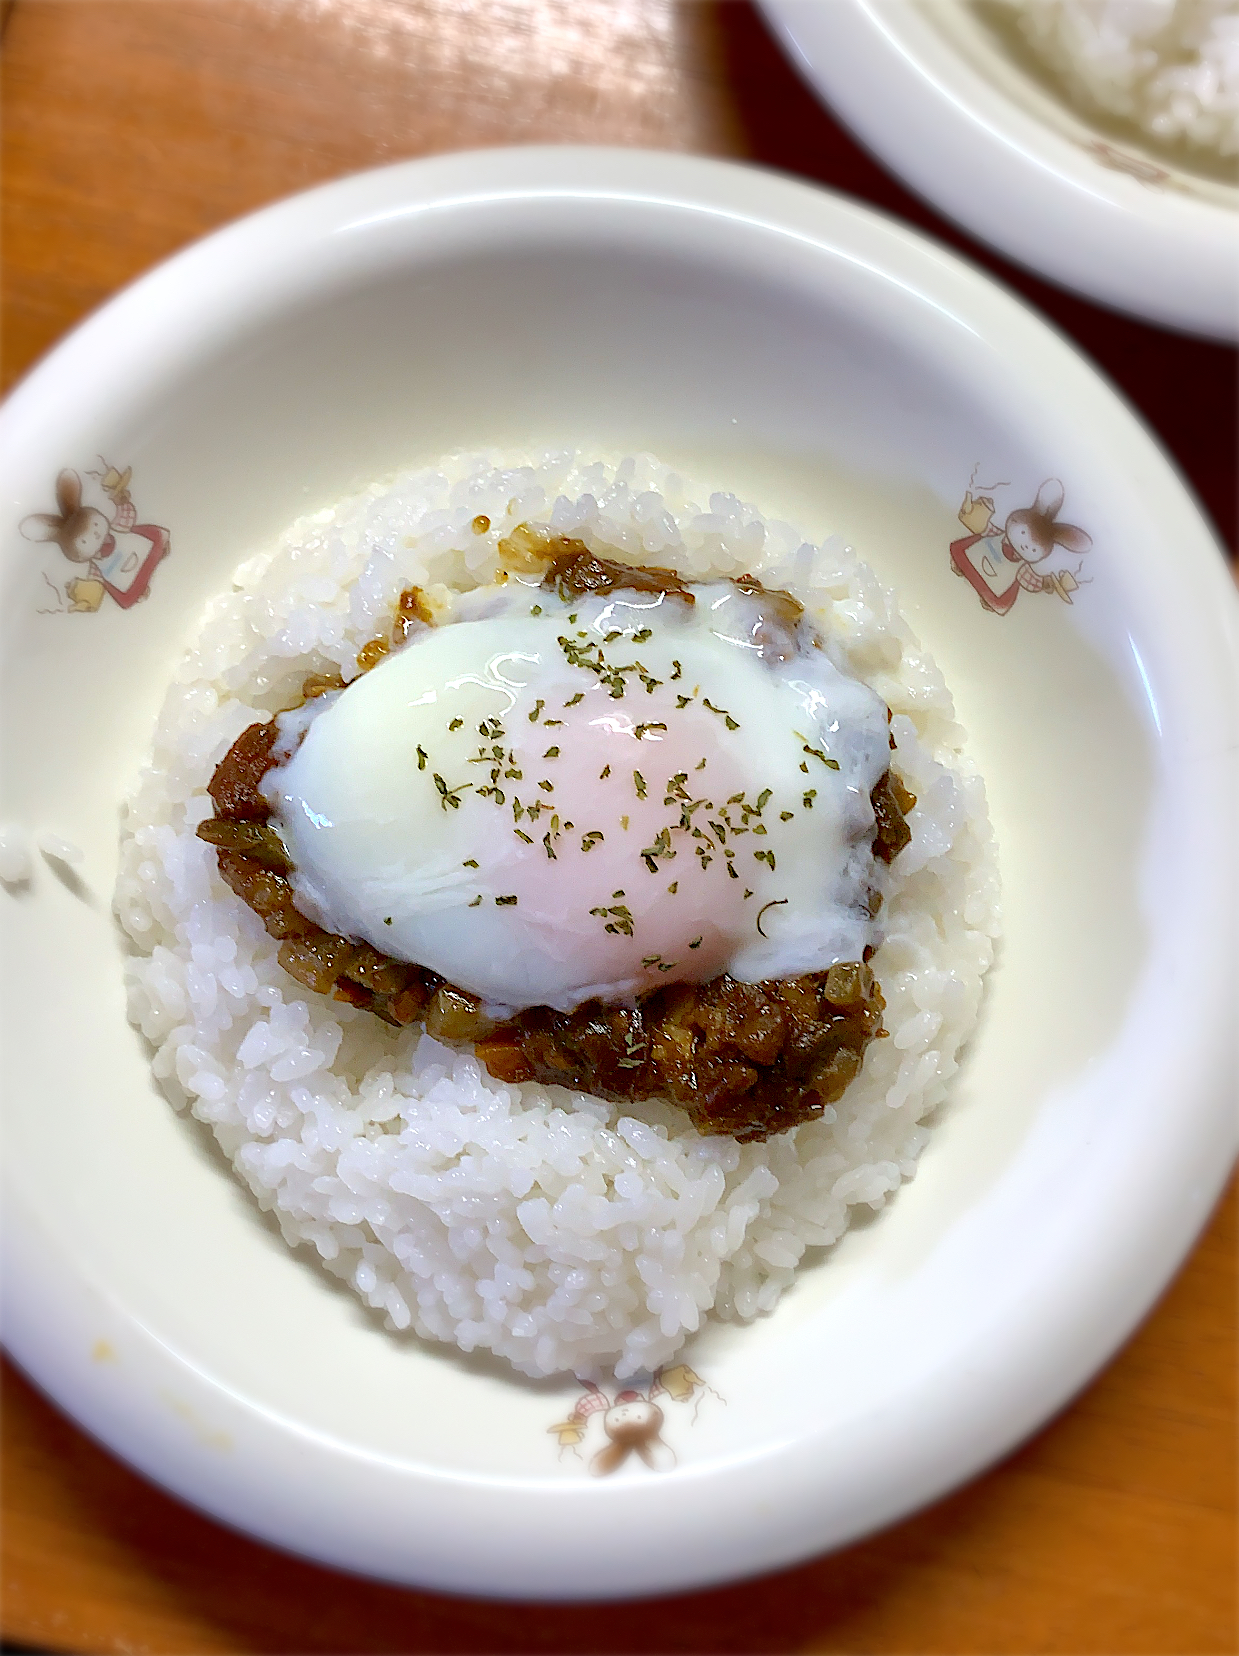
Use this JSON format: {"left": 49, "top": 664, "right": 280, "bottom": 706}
{"left": 1, "top": 146, "right": 1236, "bottom": 1601}
{"left": 760, "top": 0, "right": 1239, "bottom": 339}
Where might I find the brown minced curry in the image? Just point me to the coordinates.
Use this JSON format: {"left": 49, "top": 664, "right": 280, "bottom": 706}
{"left": 197, "top": 542, "right": 916, "bottom": 1143}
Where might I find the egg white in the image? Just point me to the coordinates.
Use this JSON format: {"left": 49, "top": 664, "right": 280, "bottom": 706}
{"left": 266, "top": 579, "right": 892, "bottom": 1014}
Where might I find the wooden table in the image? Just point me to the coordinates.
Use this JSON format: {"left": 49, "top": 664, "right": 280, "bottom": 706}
{"left": 2, "top": 4, "right": 1235, "bottom": 1651}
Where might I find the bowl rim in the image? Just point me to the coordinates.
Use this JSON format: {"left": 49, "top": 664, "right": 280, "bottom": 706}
{"left": 1, "top": 144, "right": 1237, "bottom": 1601}
{"left": 758, "top": 0, "right": 1239, "bottom": 340}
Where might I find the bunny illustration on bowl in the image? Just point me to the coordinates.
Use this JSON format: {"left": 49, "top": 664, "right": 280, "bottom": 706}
{"left": 89, "top": 460, "right": 137, "bottom": 529}
{"left": 21, "top": 465, "right": 170, "bottom": 614}
{"left": 589, "top": 1386, "right": 675, "bottom": 1477}
{"left": 951, "top": 475, "right": 1092, "bottom": 615}
{"left": 547, "top": 1363, "right": 722, "bottom": 1476}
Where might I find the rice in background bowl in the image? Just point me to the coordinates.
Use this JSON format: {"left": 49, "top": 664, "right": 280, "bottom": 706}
{"left": 984, "top": 0, "right": 1239, "bottom": 162}
{"left": 117, "top": 449, "right": 998, "bottom": 1380}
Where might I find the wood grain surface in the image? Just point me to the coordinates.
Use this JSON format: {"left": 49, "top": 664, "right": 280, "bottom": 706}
{"left": 2, "top": 3, "right": 1236, "bottom": 1652}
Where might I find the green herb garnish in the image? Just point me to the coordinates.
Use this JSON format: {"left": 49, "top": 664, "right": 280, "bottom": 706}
{"left": 432, "top": 774, "right": 471, "bottom": 810}
{"left": 702, "top": 697, "right": 739, "bottom": 730}
{"left": 590, "top": 902, "right": 633, "bottom": 937}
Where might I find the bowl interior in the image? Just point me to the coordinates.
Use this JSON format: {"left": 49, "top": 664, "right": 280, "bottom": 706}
{"left": 1, "top": 152, "right": 1232, "bottom": 1594}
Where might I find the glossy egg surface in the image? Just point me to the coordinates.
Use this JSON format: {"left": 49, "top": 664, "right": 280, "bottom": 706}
{"left": 267, "top": 578, "right": 892, "bottom": 1013}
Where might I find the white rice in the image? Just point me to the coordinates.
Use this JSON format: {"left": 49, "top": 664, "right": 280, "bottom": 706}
{"left": 37, "top": 831, "right": 84, "bottom": 866}
{"left": 116, "top": 452, "right": 999, "bottom": 1380}
{"left": 990, "top": 0, "right": 1239, "bottom": 157}
{"left": 0, "top": 825, "right": 31, "bottom": 884}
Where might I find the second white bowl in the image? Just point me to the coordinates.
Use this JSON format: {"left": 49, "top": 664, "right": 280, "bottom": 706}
{"left": 761, "top": 0, "right": 1239, "bottom": 338}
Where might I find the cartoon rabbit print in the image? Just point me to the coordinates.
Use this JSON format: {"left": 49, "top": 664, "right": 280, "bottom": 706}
{"left": 951, "top": 477, "right": 1091, "bottom": 615}
{"left": 548, "top": 1365, "right": 720, "bottom": 1474}
{"left": 89, "top": 460, "right": 137, "bottom": 531}
{"left": 580, "top": 1382, "right": 675, "bottom": 1476}
{"left": 21, "top": 466, "right": 170, "bottom": 613}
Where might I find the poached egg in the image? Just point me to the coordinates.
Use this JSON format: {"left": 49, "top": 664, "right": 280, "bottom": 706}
{"left": 265, "top": 577, "right": 892, "bottom": 1015}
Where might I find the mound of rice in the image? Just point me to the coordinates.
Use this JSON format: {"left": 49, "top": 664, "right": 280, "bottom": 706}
{"left": 990, "top": 0, "right": 1239, "bottom": 157}
{"left": 116, "top": 452, "right": 999, "bottom": 1380}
